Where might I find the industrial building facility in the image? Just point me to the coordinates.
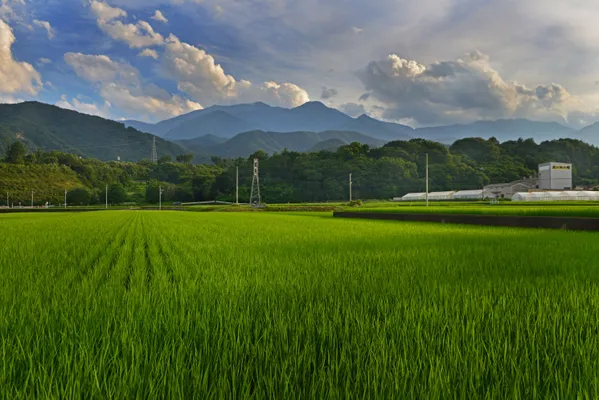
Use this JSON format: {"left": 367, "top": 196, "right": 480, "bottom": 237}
{"left": 396, "top": 161, "right": 586, "bottom": 202}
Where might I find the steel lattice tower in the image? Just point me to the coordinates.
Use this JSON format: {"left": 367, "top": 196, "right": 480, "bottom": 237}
{"left": 151, "top": 136, "right": 158, "bottom": 164}
{"left": 249, "top": 158, "right": 261, "bottom": 206}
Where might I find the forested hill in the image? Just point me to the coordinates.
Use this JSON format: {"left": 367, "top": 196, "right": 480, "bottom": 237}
{"left": 0, "top": 102, "right": 186, "bottom": 162}
{"left": 2, "top": 136, "right": 599, "bottom": 205}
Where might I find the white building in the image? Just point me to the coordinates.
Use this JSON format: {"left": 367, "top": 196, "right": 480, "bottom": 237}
{"left": 484, "top": 179, "right": 538, "bottom": 200}
{"left": 538, "top": 162, "right": 573, "bottom": 190}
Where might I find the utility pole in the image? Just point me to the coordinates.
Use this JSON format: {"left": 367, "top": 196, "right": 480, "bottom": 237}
{"left": 64, "top": 189, "right": 67, "bottom": 209}
{"left": 105, "top": 184, "right": 108, "bottom": 209}
{"left": 159, "top": 185, "right": 164, "bottom": 210}
{"left": 6, "top": 192, "right": 8, "bottom": 208}
{"left": 425, "top": 153, "right": 429, "bottom": 207}
{"left": 349, "top": 173, "right": 353, "bottom": 202}
{"left": 31, "top": 190, "right": 34, "bottom": 208}
{"left": 235, "top": 166, "right": 239, "bottom": 205}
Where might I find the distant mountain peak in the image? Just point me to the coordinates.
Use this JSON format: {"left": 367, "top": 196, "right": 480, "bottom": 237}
{"left": 296, "top": 101, "right": 328, "bottom": 109}
{"left": 357, "top": 114, "right": 376, "bottom": 121}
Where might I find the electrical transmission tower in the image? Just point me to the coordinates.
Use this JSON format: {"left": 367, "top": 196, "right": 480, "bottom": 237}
{"left": 249, "top": 158, "right": 261, "bottom": 206}
{"left": 151, "top": 136, "right": 158, "bottom": 164}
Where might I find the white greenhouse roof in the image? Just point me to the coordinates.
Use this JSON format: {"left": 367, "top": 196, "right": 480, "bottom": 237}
{"left": 401, "top": 192, "right": 427, "bottom": 200}
{"left": 512, "top": 191, "right": 599, "bottom": 202}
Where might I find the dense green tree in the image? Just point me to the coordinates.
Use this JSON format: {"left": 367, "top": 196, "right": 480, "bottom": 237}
{"left": 107, "top": 183, "right": 127, "bottom": 204}
{"left": 68, "top": 188, "right": 90, "bottom": 205}
{"left": 6, "top": 141, "right": 27, "bottom": 164}
{"left": 176, "top": 153, "right": 194, "bottom": 164}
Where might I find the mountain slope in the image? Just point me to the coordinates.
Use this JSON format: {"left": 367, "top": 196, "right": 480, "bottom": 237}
{"left": 207, "top": 130, "right": 385, "bottom": 158}
{"left": 577, "top": 123, "right": 599, "bottom": 146}
{"left": 310, "top": 138, "right": 349, "bottom": 152}
{"left": 334, "top": 114, "right": 413, "bottom": 141}
{"left": 416, "top": 119, "right": 576, "bottom": 144}
{"left": 0, "top": 102, "right": 185, "bottom": 161}
{"left": 165, "top": 110, "right": 261, "bottom": 140}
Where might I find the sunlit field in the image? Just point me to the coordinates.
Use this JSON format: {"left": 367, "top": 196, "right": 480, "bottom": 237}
{"left": 1, "top": 211, "right": 599, "bottom": 398}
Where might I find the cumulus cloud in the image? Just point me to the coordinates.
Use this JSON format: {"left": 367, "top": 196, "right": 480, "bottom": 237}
{"left": 151, "top": 10, "right": 168, "bottom": 23}
{"left": 0, "top": 19, "right": 42, "bottom": 95}
{"left": 320, "top": 87, "right": 338, "bottom": 100}
{"left": 56, "top": 95, "right": 112, "bottom": 119}
{"left": 33, "top": 19, "right": 54, "bottom": 39}
{"left": 64, "top": 52, "right": 202, "bottom": 121}
{"left": 162, "top": 34, "right": 309, "bottom": 107}
{"left": 90, "top": 1, "right": 164, "bottom": 48}
{"left": 357, "top": 50, "right": 577, "bottom": 126}
{"left": 138, "top": 48, "right": 159, "bottom": 59}
{"left": 0, "top": 0, "right": 24, "bottom": 21}
{"left": 339, "top": 102, "right": 367, "bottom": 117}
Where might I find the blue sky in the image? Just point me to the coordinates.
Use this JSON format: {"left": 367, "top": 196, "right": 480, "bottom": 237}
{"left": 2, "top": 0, "right": 599, "bottom": 127}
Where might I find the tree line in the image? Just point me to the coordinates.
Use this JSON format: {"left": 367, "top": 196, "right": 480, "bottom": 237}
{"left": 2, "top": 137, "right": 599, "bottom": 205}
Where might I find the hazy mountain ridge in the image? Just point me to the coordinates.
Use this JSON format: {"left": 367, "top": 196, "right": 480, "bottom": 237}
{"left": 177, "top": 130, "right": 386, "bottom": 159}
{"left": 125, "top": 101, "right": 413, "bottom": 142}
{"left": 124, "top": 101, "right": 590, "bottom": 145}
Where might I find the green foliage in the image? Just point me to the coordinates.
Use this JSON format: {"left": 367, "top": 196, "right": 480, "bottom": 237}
{"left": 2, "top": 136, "right": 599, "bottom": 205}
{"left": 6, "top": 141, "right": 26, "bottom": 164}
{"left": 107, "top": 183, "right": 127, "bottom": 204}
{"left": 67, "top": 188, "right": 91, "bottom": 205}
{"left": 176, "top": 153, "right": 194, "bottom": 164}
{"left": 1, "top": 211, "right": 599, "bottom": 397}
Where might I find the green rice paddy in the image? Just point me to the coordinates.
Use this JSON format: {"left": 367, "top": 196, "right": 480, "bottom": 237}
{"left": 1, "top": 211, "right": 599, "bottom": 398}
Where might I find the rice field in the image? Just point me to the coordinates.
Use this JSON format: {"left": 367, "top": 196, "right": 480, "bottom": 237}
{"left": 1, "top": 211, "right": 599, "bottom": 398}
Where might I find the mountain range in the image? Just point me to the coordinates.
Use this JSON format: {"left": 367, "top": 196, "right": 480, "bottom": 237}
{"left": 1, "top": 101, "right": 599, "bottom": 164}
{"left": 124, "top": 101, "right": 414, "bottom": 142}
{"left": 125, "top": 100, "right": 593, "bottom": 146}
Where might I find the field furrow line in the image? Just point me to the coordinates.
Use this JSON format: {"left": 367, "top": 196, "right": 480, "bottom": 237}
{"left": 67, "top": 214, "right": 134, "bottom": 289}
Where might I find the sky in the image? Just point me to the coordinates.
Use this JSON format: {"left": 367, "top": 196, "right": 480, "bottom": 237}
{"left": 2, "top": 0, "right": 599, "bottom": 128}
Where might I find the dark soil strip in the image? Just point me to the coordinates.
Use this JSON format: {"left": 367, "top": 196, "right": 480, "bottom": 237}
{"left": 334, "top": 212, "right": 599, "bottom": 231}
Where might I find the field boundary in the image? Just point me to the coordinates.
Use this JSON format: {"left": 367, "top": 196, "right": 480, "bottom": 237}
{"left": 333, "top": 211, "right": 599, "bottom": 231}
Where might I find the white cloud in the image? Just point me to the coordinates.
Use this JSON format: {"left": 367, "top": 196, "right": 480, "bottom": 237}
{"left": 90, "top": 1, "right": 164, "bottom": 48}
{"left": 351, "top": 27, "right": 363, "bottom": 34}
{"left": 162, "top": 34, "right": 309, "bottom": 107}
{"left": 56, "top": 95, "right": 112, "bottom": 119}
{"left": 151, "top": 10, "right": 168, "bottom": 23}
{"left": 37, "top": 57, "right": 52, "bottom": 66}
{"left": 64, "top": 52, "right": 202, "bottom": 121}
{"left": 90, "top": 0, "right": 126, "bottom": 23}
{"left": 357, "top": 51, "right": 580, "bottom": 126}
{"left": 0, "top": 19, "right": 42, "bottom": 95}
{"left": 0, "top": 0, "right": 24, "bottom": 21}
{"left": 33, "top": 19, "right": 54, "bottom": 39}
{"left": 339, "top": 102, "right": 367, "bottom": 117}
{"left": 138, "top": 48, "right": 159, "bottom": 59}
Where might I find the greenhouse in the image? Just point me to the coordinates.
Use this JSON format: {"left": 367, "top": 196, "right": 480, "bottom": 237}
{"left": 399, "top": 192, "right": 428, "bottom": 201}
{"left": 453, "top": 190, "right": 491, "bottom": 200}
{"left": 512, "top": 191, "right": 599, "bottom": 202}
{"left": 428, "top": 191, "right": 455, "bottom": 201}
